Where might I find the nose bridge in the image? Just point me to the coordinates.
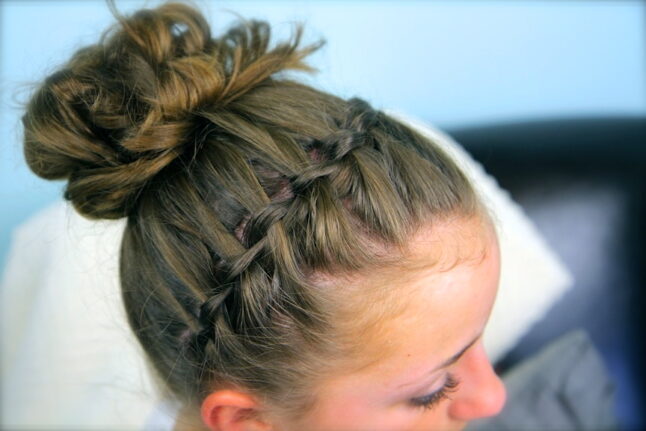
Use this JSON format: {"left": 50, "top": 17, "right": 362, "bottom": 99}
{"left": 449, "top": 343, "right": 507, "bottom": 421}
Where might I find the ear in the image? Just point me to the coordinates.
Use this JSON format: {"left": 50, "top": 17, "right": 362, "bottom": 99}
{"left": 201, "top": 389, "right": 274, "bottom": 431}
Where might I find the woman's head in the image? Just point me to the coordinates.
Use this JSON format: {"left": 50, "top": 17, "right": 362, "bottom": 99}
{"left": 21, "top": 1, "right": 504, "bottom": 430}
{"left": 266, "top": 215, "right": 506, "bottom": 431}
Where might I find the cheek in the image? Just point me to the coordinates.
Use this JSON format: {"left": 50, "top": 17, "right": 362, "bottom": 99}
{"left": 404, "top": 402, "right": 465, "bottom": 431}
{"left": 299, "top": 392, "right": 462, "bottom": 431}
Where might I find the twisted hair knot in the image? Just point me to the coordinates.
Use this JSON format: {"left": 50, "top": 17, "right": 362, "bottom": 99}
{"left": 23, "top": 2, "right": 322, "bottom": 220}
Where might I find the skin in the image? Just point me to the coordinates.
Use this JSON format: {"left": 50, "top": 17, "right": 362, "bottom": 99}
{"left": 178, "top": 215, "right": 506, "bottom": 431}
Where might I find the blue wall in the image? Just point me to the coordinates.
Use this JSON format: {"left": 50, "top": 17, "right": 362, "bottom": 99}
{"left": 1, "top": 0, "right": 644, "bottom": 271}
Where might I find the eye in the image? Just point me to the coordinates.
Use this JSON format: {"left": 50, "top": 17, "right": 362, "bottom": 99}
{"left": 409, "top": 373, "right": 460, "bottom": 411}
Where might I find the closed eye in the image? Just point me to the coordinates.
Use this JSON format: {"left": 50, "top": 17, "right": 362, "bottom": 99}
{"left": 409, "top": 373, "right": 460, "bottom": 411}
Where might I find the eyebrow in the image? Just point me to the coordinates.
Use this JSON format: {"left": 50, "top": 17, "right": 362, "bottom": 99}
{"left": 397, "top": 332, "right": 482, "bottom": 389}
{"left": 435, "top": 333, "right": 481, "bottom": 370}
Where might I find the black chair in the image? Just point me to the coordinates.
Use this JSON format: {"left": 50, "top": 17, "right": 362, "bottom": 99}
{"left": 447, "top": 116, "right": 646, "bottom": 430}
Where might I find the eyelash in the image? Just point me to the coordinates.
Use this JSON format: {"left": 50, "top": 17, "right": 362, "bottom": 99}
{"left": 409, "top": 373, "right": 461, "bottom": 411}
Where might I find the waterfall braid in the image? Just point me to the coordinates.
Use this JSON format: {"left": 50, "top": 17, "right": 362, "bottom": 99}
{"left": 21, "top": 0, "right": 485, "bottom": 423}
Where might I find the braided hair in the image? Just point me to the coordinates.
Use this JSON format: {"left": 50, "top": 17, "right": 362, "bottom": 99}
{"left": 21, "top": 0, "right": 483, "bottom": 422}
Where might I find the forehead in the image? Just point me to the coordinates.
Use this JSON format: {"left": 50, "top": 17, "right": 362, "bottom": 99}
{"left": 329, "top": 215, "right": 500, "bottom": 374}
{"left": 301, "top": 216, "right": 501, "bottom": 421}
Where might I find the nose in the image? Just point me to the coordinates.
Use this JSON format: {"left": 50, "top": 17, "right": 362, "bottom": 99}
{"left": 448, "top": 342, "right": 507, "bottom": 421}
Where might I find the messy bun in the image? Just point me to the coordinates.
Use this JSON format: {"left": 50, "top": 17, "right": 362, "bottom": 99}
{"left": 22, "top": 1, "right": 321, "bottom": 219}
{"left": 22, "top": 0, "right": 484, "bottom": 425}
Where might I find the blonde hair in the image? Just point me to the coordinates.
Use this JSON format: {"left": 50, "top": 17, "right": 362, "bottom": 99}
{"left": 21, "top": 0, "right": 483, "bottom": 422}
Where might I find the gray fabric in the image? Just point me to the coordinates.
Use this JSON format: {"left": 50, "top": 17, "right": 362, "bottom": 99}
{"left": 467, "top": 330, "right": 618, "bottom": 431}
